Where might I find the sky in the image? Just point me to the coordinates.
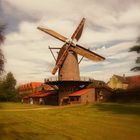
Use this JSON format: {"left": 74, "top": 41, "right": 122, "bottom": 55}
{"left": 0, "top": 0, "right": 140, "bottom": 84}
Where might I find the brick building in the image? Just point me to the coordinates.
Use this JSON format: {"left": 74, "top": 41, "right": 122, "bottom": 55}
{"left": 107, "top": 74, "right": 140, "bottom": 90}
{"left": 19, "top": 82, "right": 57, "bottom": 105}
{"left": 69, "top": 88, "right": 96, "bottom": 104}
{"left": 23, "top": 91, "right": 58, "bottom": 105}
{"left": 68, "top": 86, "right": 112, "bottom": 105}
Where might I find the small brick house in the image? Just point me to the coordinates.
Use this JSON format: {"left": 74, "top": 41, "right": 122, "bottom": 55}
{"left": 23, "top": 91, "right": 58, "bottom": 105}
{"left": 21, "top": 83, "right": 58, "bottom": 105}
{"left": 69, "top": 88, "right": 96, "bottom": 104}
{"left": 68, "top": 86, "right": 112, "bottom": 104}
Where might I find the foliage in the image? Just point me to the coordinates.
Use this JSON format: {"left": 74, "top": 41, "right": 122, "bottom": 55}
{"left": 0, "top": 72, "right": 19, "bottom": 101}
{"left": 0, "top": 24, "right": 5, "bottom": 74}
{"left": 87, "top": 83, "right": 96, "bottom": 88}
{"left": 129, "top": 45, "right": 140, "bottom": 53}
{"left": 130, "top": 37, "right": 140, "bottom": 71}
{"left": 131, "top": 66, "right": 140, "bottom": 71}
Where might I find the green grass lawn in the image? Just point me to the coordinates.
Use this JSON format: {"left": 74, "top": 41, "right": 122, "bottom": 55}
{"left": 0, "top": 102, "right": 140, "bottom": 140}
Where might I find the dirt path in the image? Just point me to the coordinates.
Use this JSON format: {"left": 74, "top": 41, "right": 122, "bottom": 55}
{"left": 0, "top": 104, "right": 81, "bottom": 112}
{"left": 0, "top": 107, "right": 52, "bottom": 112}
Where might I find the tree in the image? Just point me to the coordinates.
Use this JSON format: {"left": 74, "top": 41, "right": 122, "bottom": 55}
{"left": 0, "top": 24, "right": 5, "bottom": 74}
{"left": 129, "top": 37, "right": 140, "bottom": 71}
{"left": 0, "top": 72, "right": 17, "bottom": 101}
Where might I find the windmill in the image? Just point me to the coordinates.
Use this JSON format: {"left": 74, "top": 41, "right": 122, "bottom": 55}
{"left": 37, "top": 18, "right": 105, "bottom": 105}
{"left": 37, "top": 18, "right": 105, "bottom": 81}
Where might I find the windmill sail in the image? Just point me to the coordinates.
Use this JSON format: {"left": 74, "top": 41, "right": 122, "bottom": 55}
{"left": 70, "top": 44, "right": 105, "bottom": 61}
{"left": 71, "top": 18, "right": 85, "bottom": 41}
{"left": 37, "top": 27, "right": 68, "bottom": 42}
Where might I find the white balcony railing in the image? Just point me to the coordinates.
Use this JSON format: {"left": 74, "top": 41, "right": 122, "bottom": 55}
{"left": 44, "top": 76, "right": 94, "bottom": 82}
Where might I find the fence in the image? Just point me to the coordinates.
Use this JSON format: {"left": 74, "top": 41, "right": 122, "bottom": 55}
{"left": 44, "top": 76, "right": 94, "bottom": 82}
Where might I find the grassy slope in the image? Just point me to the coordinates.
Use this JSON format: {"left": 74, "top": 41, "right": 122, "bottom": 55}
{"left": 0, "top": 102, "right": 140, "bottom": 140}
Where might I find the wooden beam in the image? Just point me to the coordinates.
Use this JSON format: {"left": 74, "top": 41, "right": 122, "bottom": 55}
{"left": 52, "top": 45, "right": 70, "bottom": 75}
{"left": 49, "top": 47, "right": 61, "bottom": 49}
{"left": 48, "top": 46, "right": 57, "bottom": 62}
{"left": 78, "top": 56, "right": 84, "bottom": 64}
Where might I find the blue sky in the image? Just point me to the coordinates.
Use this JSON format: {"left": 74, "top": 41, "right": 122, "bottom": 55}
{"left": 0, "top": 0, "right": 140, "bottom": 84}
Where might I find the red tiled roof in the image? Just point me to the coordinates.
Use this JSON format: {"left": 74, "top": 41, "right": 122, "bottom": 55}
{"left": 23, "top": 96, "right": 29, "bottom": 99}
{"left": 19, "top": 82, "right": 43, "bottom": 91}
{"left": 19, "top": 82, "right": 56, "bottom": 92}
{"left": 29, "top": 92, "right": 51, "bottom": 98}
{"left": 23, "top": 90, "right": 54, "bottom": 98}
{"left": 69, "top": 88, "right": 94, "bottom": 96}
{"left": 42, "top": 84, "right": 54, "bottom": 90}
{"left": 31, "top": 82, "right": 42, "bottom": 87}
{"left": 126, "top": 75, "right": 140, "bottom": 89}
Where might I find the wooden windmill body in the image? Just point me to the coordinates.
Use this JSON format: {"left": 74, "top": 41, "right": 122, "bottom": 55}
{"left": 38, "top": 18, "right": 105, "bottom": 105}
{"left": 57, "top": 45, "right": 80, "bottom": 81}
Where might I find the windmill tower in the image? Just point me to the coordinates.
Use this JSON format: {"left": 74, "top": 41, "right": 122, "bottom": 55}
{"left": 38, "top": 18, "right": 105, "bottom": 80}
{"left": 37, "top": 18, "right": 105, "bottom": 105}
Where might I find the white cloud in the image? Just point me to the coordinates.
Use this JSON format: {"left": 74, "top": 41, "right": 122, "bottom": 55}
{"left": 1, "top": 0, "right": 140, "bottom": 84}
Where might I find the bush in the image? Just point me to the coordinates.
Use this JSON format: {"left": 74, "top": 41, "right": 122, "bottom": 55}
{"left": 0, "top": 72, "right": 19, "bottom": 102}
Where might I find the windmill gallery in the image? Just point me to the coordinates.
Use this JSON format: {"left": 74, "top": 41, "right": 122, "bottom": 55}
{"left": 20, "top": 18, "right": 113, "bottom": 105}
